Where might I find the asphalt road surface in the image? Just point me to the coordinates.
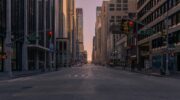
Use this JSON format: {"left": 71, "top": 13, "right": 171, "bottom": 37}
{"left": 0, "top": 64, "right": 180, "bottom": 100}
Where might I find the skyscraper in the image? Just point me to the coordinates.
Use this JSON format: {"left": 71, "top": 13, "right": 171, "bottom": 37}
{"left": 0, "top": 0, "right": 55, "bottom": 74}
{"left": 76, "top": 8, "right": 84, "bottom": 61}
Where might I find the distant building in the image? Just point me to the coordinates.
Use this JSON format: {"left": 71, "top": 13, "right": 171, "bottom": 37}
{"left": 100, "top": 2, "right": 109, "bottom": 65}
{"left": 82, "top": 50, "right": 88, "bottom": 64}
{"left": 107, "top": 0, "right": 137, "bottom": 64}
{"left": 55, "top": 0, "right": 77, "bottom": 67}
{"left": 92, "top": 36, "right": 96, "bottom": 63}
{"left": 93, "top": 0, "right": 137, "bottom": 65}
{"left": 76, "top": 8, "right": 84, "bottom": 62}
{"left": 94, "top": 6, "right": 102, "bottom": 64}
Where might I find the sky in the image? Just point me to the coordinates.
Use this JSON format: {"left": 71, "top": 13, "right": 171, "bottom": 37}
{"left": 76, "top": 0, "right": 104, "bottom": 61}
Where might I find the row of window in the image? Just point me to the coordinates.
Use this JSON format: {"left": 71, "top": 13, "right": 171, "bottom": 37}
{"left": 138, "top": 0, "right": 180, "bottom": 19}
{"left": 28, "top": 0, "right": 36, "bottom": 44}
{"left": 141, "top": 0, "right": 180, "bottom": 25}
{"left": 138, "top": 11, "right": 180, "bottom": 41}
{"left": 138, "top": 0, "right": 161, "bottom": 19}
{"left": 11, "top": 0, "right": 25, "bottom": 41}
{"left": 152, "top": 37, "right": 164, "bottom": 49}
{"left": 152, "top": 30, "right": 180, "bottom": 49}
{"left": 109, "top": 3, "right": 128, "bottom": 11}
{"left": 109, "top": 16, "right": 128, "bottom": 23}
{"left": 116, "top": 0, "right": 128, "bottom": 3}
{"left": 137, "top": 0, "right": 147, "bottom": 9}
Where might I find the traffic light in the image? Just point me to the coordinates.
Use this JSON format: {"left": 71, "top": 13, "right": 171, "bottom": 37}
{"left": 129, "top": 21, "right": 134, "bottom": 27}
{"left": 129, "top": 21, "right": 134, "bottom": 33}
{"left": 121, "top": 19, "right": 129, "bottom": 34}
{"left": 0, "top": 53, "right": 7, "bottom": 60}
{"left": 48, "top": 31, "right": 53, "bottom": 38}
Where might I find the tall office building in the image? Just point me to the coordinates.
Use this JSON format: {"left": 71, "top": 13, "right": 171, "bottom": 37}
{"left": 100, "top": 2, "right": 109, "bottom": 65}
{"left": 55, "top": 0, "right": 70, "bottom": 67}
{"left": 27, "top": 0, "right": 54, "bottom": 71}
{"left": 56, "top": 0, "right": 77, "bottom": 67}
{"left": 76, "top": 8, "right": 84, "bottom": 61}
{"left": 67, "top": 0, "right": 77, "bottom": 64}
{"left": 137, "top": 0, "right": 180, "bottom": 72}
{"left": 94, "top": 6, "right": 102, "bottom": 64}
{"left": 93, "top": 0, "right": 137, "bottom": 65}
{"left": 106, "top": 0, "right": 137, "bottom": 64}
{"left": 0, "top": 0, "right": 55, "bottom": 74}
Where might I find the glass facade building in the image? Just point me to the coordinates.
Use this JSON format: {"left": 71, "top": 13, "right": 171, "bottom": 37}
{"left": 11, "top": 0, "right": 25, "bottom": 71}
{"left": 0, "top": 0, "right": 56, "bottom": 73}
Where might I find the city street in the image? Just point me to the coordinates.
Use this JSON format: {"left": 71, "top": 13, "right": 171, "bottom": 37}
{"left": 0, "top": 64, "right": 180, "bottom": 100}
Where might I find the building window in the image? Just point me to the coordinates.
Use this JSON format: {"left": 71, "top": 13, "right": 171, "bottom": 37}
{"left": 177, "top": 12, "right": 180, "bottom": 24}
{"left": 109, "top": 8, "right": 115, "bottom": 11}
{"left": 117, "top": 0, "right": 121, "bottom": 3}
{"left": 123, "top": 7, "right": 128, "bottom": 11}
{"left": 123, "top": 0, "right": 128, "bottom": 3}
{"left": 109, "top": 4, "right": 115, "bottom": 7}
{"left": 116, "top": 4, "right": 121, "bottom": 11}
{"left": 111, "top": 16, "right": 115, "bottom": 19}
{"left": 110, "top": 20, "right": 115, "bottom": 23}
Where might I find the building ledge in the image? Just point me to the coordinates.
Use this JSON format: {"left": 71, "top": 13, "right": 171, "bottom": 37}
{"left": 28, "top": 45, "right": 50, "bottom": 51}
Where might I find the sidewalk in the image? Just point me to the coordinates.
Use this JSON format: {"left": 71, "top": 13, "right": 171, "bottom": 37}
{"left": 0, "top": 70, "right": 54, "bottom": 81}
{"left": 109, "top": 66, "right": 180, "bottom": 78}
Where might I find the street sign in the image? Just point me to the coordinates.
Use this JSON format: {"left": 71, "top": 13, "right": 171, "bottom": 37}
{"left": 138, "top": 28, "right": 154, "bottom": 35}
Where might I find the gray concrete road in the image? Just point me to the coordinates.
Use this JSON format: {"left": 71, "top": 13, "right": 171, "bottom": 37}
{"left": 0, "top": 64, "right": 180, "bottom": 100}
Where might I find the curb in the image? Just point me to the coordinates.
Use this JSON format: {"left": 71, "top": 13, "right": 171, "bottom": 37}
{"left": 108, "top": 66, "right": 164, "bottom": 77}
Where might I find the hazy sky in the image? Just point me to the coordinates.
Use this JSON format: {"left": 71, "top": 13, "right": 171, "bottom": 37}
{"left": 76, "top": 0, "right": 104, "bottom": 61}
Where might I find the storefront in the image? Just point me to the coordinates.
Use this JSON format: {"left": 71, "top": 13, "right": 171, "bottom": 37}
{"left": 152, "top": 54, "right": 176, "bottom": 73}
